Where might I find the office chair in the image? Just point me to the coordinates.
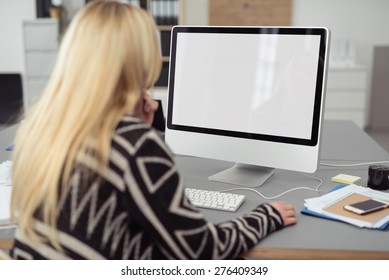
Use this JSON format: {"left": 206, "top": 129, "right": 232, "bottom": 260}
{"left": 151, "top": 99, "right": 165, "bottom": 133}
{"left": 0, "top": 73, "right": 24, "bottom": 124}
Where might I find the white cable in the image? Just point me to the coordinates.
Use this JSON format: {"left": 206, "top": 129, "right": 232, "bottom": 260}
{"left": 205, "top": 160, "right": 389, "bottom": 200}
{"left": 296, "top": 172, "right": 323, "bottom": 192}
{"left": 219, "top": 186, "right": 319, "bottom": 200}
{"left": 320, "top": 161, "right": 389, "bottom": 167}
{"left": 219, "top": 172, "right": 323, "bottom": 200}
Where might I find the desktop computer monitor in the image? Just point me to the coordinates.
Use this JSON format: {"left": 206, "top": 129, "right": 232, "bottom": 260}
{"left": 165, "top": 26, "right": 330, "bottom": 187}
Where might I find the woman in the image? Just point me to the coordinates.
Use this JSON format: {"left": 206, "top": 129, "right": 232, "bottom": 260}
{"left": 10, "top": 0, "right": 296, "bottom": 259}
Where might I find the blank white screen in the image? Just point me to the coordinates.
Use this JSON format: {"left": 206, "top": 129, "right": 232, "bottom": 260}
{"left": 171, "top": 33, "right": 321, "bottom": 140}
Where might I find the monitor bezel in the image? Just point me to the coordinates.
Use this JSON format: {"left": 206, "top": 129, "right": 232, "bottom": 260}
{"left": 167, "top": 26, "right": 329, "bottom": 147}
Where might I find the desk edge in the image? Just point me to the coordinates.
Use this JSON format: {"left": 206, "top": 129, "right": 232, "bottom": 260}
{"left": 243, "top": 247, "right": 389, "bottom": 260}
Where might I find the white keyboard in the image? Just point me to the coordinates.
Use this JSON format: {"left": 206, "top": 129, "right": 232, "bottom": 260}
{"left": 185, "top": 188, "right": 245, "bottom": 212}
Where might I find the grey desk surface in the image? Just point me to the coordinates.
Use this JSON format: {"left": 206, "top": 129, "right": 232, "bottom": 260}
{"left": 1, "top": 120, "right": 389, "bottom": 258}
{"left": 0, "top": 124, "right": 17, "bottom": 161}
{"left": 175, "top": 120, "right": 389, "bottom": 259}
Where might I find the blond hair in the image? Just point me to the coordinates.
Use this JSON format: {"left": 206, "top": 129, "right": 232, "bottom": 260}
{"left": 11, "top": 0, "right": 161, "bottom": 248}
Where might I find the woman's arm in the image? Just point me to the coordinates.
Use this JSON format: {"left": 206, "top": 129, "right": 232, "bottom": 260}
{"left": 122, "top": 128, "right": 295, "bottom": 259}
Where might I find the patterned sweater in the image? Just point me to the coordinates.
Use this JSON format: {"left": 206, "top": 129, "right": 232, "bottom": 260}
{"left": 11, "top": 116, "right": 283, "bottom": 259}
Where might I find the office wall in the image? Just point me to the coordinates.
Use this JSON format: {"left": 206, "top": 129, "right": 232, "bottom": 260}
{"left": 182, "top": 0, "right": 208, "bottom": 25}
{"left": 185, "top": 0, "right": 389, "bottom": 127}
{"left": 293, "top": 0, "right": 389, "bottom": 71}
{"left": 2, "top": 1, "right": 389, "bottom": 93}
{"left": 186, "top": 0, "right": 389, "bottom": 68}
{"left": 293, "top": 0, "right": 389, "bottom": 126}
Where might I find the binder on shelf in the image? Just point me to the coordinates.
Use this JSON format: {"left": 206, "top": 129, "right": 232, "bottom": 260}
{"left": 151, "top": 0, "right": 161, "bottom": 25}
{"left": 145, "top": 1, "right": 179, "bottom": 87}
{"left": 161, "top": 0, "right": 167, "bottom": 25}
{"left": 128, "top": 0, "right": 140, "bottom": 7}
{"left": 140, "top": 0, "right": 147, "bottom": 9}
{"left": 167, "top": 0, "right": 179, "bottom": 25}
{"left": 150, "top": 0, "right": 179, "bottom": 26}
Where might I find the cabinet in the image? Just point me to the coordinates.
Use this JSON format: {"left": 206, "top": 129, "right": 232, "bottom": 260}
{"left": 23, "top": 19, "right": 59, "bottom": 109}
{"left": 324, "top": 66, "right": 369, "bottom": 129}
{"left": 370, "top": 46, "right": 389, "bottom": 130}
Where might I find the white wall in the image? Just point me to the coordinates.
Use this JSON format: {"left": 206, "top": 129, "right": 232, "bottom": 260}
{"left": 293, "top": 0, "right": 389, "bottom": 126}
{"left": 182, "top": 0, "right": 208, "bottom": 25}
{"left": 184, "top": 0, "right": 389, "bottom": 70}
{"left": 182, "top": 0, "right": 389, "bottom": 127}
{"left": 2, "top": 0, "right": 389, "bottom": 89}
{"left": 292, "top": 0, "right": 389, "bottom": 72}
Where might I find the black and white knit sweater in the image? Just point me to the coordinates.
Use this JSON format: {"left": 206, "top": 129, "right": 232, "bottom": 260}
{"left": 11, "top": 116, "right": 283, "bottom": 259}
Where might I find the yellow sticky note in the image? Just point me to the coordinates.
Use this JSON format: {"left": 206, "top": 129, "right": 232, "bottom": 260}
{"left": 331, "top": 174, "right": 362, "bottom": 185}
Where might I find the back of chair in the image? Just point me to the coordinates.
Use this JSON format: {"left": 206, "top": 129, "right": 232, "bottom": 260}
{"left": 0, "top": 73, "right": 24, "bottom": 124}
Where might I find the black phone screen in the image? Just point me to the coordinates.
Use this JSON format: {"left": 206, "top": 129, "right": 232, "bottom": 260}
{"left": 350, "top": 199, "right": 387, "bottom": 211}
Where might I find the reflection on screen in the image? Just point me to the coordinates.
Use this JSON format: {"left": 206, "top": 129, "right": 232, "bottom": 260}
{"left": 171, "top": 33, "right": 321, "bottom": 140}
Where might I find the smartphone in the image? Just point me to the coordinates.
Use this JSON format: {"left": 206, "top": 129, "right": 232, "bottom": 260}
{"left": 344, "top": 199, "right": 389, "bottom": 215}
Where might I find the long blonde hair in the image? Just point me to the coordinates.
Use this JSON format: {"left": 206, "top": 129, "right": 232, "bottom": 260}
{"left": 11, "top": 0, "right": 161, "bottom": 248}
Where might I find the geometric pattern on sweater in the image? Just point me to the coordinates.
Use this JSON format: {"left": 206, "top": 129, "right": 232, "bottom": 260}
{"left": 11, "top": 116, "right": 283, "bottom": 259}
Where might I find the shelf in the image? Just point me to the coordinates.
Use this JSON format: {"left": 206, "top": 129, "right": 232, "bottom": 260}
{"left": 158, "top": 25, "right": 175, "bottom": 31}
{"left": 144, "top": 0, "right": 182, "bottom": 88}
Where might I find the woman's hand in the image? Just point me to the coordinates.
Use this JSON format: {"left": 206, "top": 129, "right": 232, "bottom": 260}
{"left": 270, "top": 201, "right": 297, "bottom": 227}
{"left": 134, "top": 92, "right": 159, "bottom": 126}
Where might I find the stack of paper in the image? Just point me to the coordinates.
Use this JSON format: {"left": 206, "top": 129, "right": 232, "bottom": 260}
{"left": 0, "top": 160, "right": 12, "bottom": 186}
{"left": 303, "top": 184, "right": 389, "bottom": 229}
{"left": 0, "top": 160, "right": 14, "bottom": 227}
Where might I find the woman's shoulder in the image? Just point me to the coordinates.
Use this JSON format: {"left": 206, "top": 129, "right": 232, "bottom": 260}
{"left": 113, "top": 115, "right": 169, "bottom": 155}
{"left": 116, "top": 115, "right": 156, "bottom": 138}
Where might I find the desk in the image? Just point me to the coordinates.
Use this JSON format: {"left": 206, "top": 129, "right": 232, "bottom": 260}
{"left": 175, "top": 120, "right": 389, "bottom": 259}
{"left": 1, "top": 120, "right": 389, "bottom": 258}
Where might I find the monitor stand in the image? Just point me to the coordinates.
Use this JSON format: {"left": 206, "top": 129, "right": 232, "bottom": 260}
{"left": 208, "top": 163, "right": 275, "bottom": 188}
